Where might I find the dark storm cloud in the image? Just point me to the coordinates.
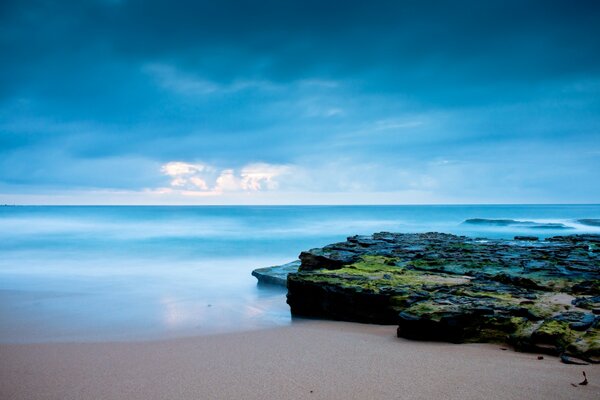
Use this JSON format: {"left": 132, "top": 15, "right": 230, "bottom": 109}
{"left": 3, "top": 1, "right": 600, "bottom": 100}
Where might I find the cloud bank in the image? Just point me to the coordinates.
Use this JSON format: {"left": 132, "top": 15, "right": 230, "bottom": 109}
{"left": 0, "top": 0, "right": 599, "bottom": 204}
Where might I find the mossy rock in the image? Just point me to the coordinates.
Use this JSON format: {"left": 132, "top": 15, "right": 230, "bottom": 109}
{"left": 568, "top": 328, "right": 600, "bottom": 362}
{"left": 531, "top": 320, "right": 576, "bottom": 349}
{"left": 278, "top": 232, "right": 600, "bottom": 361}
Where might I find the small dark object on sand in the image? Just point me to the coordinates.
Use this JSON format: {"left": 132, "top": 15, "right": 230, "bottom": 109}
{"left": 579, "top": 371, "right": 588, "bottom": 386}
{"left": 500, "top": 347, "right": 507, "bottom": 351}
{"left": 537, "top": 356, "right": 544, "bottom": 360}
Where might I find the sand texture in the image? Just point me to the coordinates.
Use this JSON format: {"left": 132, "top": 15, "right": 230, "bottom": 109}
{"left": 1, "top": 321, "right": 598, "bottom": 400}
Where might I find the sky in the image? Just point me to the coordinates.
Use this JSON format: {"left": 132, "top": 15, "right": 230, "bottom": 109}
{"left": 1, "top": 0, "right": 599, "bottom": 205}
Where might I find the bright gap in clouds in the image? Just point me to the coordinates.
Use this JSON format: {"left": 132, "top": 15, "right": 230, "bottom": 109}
{"left": 160, "top": 161, "right": 292, "bottom": 195}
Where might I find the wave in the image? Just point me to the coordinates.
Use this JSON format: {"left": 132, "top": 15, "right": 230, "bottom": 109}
{"left": 577, "top": 219, "right": 600, "bottom": 227}
{"left": 0, "top": 213, "right": 408, "bottom": 241}
{"left": 462, "top": 218, "right": 573, "bottom": 230}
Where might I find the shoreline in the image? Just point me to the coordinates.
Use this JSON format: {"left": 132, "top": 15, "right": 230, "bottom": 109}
{"left": 1, "top": 320, "right": 598, "bottom": 400}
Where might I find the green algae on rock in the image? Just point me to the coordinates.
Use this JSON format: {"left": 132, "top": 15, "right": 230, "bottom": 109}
{"left": 256, "top": 232, "right": 600, "bottom": 362}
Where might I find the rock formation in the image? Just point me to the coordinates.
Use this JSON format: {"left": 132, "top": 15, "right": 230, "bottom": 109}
{"left": 254, "top": 232, "right": 600, "bottom": 362}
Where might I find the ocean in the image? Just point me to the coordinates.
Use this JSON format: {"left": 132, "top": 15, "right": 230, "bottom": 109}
{"left": 1, "top": 205, "right": 599, "bottom": 343}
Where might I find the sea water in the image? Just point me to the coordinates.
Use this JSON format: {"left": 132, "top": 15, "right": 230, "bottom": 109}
{"left": 1, "top": 205, "right": 599, "bottom": 343}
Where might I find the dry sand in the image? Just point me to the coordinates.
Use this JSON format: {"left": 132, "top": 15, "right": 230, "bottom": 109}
{"left": 1, "top": 320, "right": 598, "bottom": 400}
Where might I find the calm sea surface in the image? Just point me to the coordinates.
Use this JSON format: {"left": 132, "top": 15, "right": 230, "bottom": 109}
{"left": 1, "top": 205, "right": 599, "bottom": 343}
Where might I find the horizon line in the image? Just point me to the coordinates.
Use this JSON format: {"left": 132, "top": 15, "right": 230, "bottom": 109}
{"left": 3, "top": 203, "right": 600, "bottom": 207}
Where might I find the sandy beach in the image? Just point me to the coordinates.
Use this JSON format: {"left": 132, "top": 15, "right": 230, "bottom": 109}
{"left": 1, "top": 320, "right": 597, "bottom": 400}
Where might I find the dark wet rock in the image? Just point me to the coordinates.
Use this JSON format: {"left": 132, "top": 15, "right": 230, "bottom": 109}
{"left": 298, "top": 248, "right": 360, "bottom": 271}
{"left": 572, "top": 280, "right": 600, "bottom": 296}
{"left": 552, "top": 312, "right": 597, "bottom": 331}
{"left": 278, "top": 232, "right": 600, "bottom": 362}
{"left": 488, "top": 273, "right": 546, "bottom": 290}
{"left": 397, "top": 298, "right": 517, "bottom": 343}
{"left": 287, "top": 273, "right": 400, "bottom": 323}
{"left": 572, "top": 296, "right": 600, "bottom": 310}
{"left": 560, "top": 354, "right": 589, "bottom": 365}
{"left": 252, "top": 260, "right": 300, "bottom": 286}
{"left": 545, "top": 234, "right": 600, "bottom": 244}
{"left": 514, "top": 236, "right": 538, "bottom": 241}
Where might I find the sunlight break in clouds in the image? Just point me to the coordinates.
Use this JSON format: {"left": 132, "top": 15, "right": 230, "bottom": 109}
{"left": 160, "top": 161, "right": 292, "bottom": 194}
{"left": 240, "top": 163, "right": 291, "bottom": 191}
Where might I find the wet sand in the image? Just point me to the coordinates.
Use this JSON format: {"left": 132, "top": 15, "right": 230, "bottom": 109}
{"left": 1, "top": 320, "right": 598, "bottom": 400}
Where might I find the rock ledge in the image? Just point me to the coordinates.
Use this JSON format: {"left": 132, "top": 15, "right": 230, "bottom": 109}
{"left": 256, "top": 232, "right": 600, "bottom": 362}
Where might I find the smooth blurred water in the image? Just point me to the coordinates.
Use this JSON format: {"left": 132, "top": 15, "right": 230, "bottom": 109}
{"left": 1, "top": 205, "right": 599, "bottom": 343}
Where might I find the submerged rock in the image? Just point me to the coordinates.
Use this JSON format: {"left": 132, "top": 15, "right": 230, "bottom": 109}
{"left": 276, "top": 232, "right": 600, "bottom": 362}
{"left": 514, "top": 236, "right": 539, "bottom": 241}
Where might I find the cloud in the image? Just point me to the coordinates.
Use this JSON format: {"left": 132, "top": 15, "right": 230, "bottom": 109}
{"left": 214, "top": 169, "right": 241, "bottom": 192}
{"left": 144, "top": 63, "right": 280, "bottom": 97}
{"left": 160, "top": 161, "right": 292, "bottom": 194}
{"left": 160, "top": 161, "right": 213, "bottom": 190}
{"left": 240, "top": 163, "right": 292, "bottom": 190}
{"left": 0, "top": 1, "right": 599, "bottom": 204}
{"left": 161, "top": 161, "right": 210, "bottom": 176}
{"left": 144, "top": 64, "right": 221, "bottom": 95}
{"left": 188, "top": 176, "right": 208, "bottom": 190}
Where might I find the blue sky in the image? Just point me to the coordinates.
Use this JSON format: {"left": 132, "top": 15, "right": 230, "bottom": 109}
{"left": 1, "top": 0, "right": 599, "bottom": 204}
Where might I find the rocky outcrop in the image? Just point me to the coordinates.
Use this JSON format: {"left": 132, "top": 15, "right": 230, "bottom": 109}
{"left": 278, "top": 232, "right": 600, "bottom": 362}
{"left": 252, "top": 260, "right": 300, "bottom": 286}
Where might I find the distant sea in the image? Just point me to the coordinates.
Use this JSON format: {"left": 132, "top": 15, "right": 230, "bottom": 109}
{"left": 1, "top": 205, "right": 599, "bottom": 343}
